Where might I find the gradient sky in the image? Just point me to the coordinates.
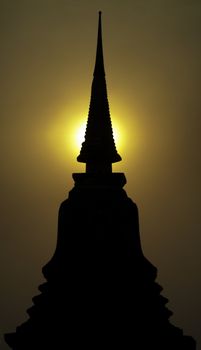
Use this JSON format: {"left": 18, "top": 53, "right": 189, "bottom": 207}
{"left": 1, "top": 0, "right": 201, "bottom": 349}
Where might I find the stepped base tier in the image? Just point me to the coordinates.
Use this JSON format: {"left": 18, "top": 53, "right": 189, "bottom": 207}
{"left": 5, "top": 173, "right": 196, "bottom": 349}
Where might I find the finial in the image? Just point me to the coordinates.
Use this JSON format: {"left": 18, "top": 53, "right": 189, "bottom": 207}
{"left": 93, "top": 10, "right": 105, "bottom": 76}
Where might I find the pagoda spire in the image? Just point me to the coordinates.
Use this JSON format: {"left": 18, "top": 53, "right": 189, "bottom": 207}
{"left": 77, "top": 11, "right": 121, "bottom": 173}
{"left": 94, "top": 11, "right": 105, "bottom": 77}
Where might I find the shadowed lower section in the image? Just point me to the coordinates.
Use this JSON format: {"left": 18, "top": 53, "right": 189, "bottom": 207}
{"left": 4, "top": 173, "right": 196, "bottom": 349}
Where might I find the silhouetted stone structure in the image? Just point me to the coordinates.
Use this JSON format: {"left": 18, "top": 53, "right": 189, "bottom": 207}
{"left": 5, "top": 12, "right": 196, "bottom": 350}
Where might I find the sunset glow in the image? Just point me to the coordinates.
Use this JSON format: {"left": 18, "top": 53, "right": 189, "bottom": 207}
{"left": 75, "top": 122, "right": 86, "bottom": 149}
{"left": 46, "top": 106, "right": 139, "bottom": 170}
{"left": 73, "top": 120, "right": 122, "bottom": 152}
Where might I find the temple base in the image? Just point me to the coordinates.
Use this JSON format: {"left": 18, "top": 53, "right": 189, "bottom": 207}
{"left": 5, "top": 174, "right": 196, "bottom": 349}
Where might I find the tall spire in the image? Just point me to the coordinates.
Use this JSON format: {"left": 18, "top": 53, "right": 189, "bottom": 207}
{"left": 77, "top": 11, "right": 121, "bottom": 174}
{"left": 94, "top": 11, "right": 105, "bottom": 77}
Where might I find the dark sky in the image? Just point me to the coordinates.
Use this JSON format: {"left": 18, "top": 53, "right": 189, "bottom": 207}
{"left": 1, "top": 1, "right": 201, "bottom": 349}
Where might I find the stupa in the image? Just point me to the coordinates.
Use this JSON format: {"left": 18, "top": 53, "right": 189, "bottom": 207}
{"left": 5, "top": 12, "right": 196, "bottom": 349}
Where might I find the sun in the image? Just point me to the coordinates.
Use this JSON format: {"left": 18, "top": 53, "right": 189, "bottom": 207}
{"left": 73, "top": 120, "right": 122, "bottom": 154}
{"left": 75, "top": 123, "right": 86, "bottom": 150}
{"left": 46, "top": 106, "right": 133, "bottom": 169}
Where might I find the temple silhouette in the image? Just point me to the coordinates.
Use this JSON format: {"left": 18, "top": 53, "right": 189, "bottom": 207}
{"left": 5, "top": 12, "right": 196, "bottom": 349}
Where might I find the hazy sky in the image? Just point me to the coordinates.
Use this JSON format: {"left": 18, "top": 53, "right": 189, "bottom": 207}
{"left": 1, "top": 0, "right": 201, "bottom": 349}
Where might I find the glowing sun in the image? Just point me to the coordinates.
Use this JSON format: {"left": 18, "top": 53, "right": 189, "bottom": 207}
{"left": 73, "top": 120, "right": 122, "bottom": 153}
